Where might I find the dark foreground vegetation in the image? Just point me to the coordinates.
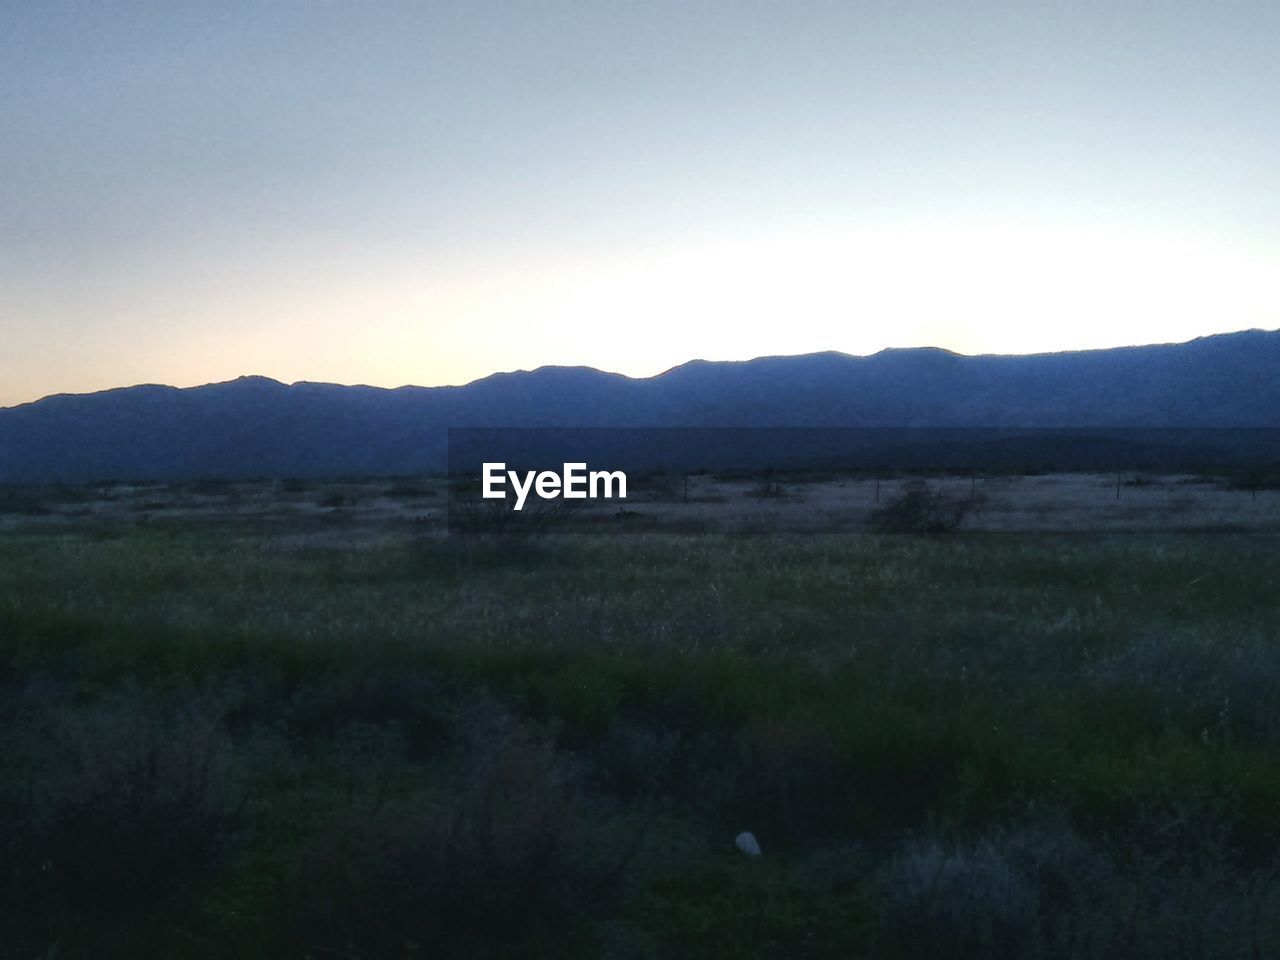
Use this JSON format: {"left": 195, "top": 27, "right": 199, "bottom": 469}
{"left": 2, "top": 506, "right": 1279, "bottom": 957}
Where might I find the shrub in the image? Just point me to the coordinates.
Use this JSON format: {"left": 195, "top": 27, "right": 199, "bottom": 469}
{"left": 447, "top": 493, "right": 572, "bottom": 537}
{"left": 868, "top": 481, "right": 974, "bottom": 534}
{"left": 275, "top": 704, "right": 641, "bottom": 958}
{"left": 878, "top": 830, "right": 1046, "bottom": 958}
{"left": 876, "top": 814, "right": 1280, "bottom": 960}
{"left": 750, "top": 470, "right": 786, "bottom": 499}
{"left": 0, "top": 688, "right": 246, "bottom": 956}
{"left": 0, "top": 488, "right": 51, "bottom": 515}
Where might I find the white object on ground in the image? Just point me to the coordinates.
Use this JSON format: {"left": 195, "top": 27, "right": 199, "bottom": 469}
{"left": 735, "top": 832, "right": 762, "bottom": 857}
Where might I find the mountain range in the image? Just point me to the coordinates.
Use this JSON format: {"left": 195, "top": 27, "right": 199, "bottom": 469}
{"left": 3, "top": 329, "right": 1280, "bottom": 483}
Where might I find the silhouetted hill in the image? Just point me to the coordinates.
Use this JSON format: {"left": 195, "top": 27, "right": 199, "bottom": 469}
{"left": 3, "top": 330, "right": 1280, "bottom": 482}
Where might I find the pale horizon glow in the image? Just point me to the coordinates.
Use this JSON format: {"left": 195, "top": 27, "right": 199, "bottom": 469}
{"left": 3, "top": 2, "right": 1277, "bottom": 407}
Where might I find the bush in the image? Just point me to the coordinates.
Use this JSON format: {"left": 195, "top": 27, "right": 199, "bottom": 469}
{"left": 447, "top": 492, "right": 572, "bottom": 538}
{"left": 869, "top": 481, "right": 974, "bottom": 534}
{"left": 274, "top": 704, "right": 642, "bottom": 958}
{"left": 876, "top": 814, "right": 1280, "bottom": 960}
{"left": 0, "top": 688, "right": 246, "bottom": 956}
{"left": 0, "top": 488, "right": 51, "bottom": 515}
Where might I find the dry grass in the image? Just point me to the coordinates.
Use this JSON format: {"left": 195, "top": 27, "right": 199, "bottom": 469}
{"left": 1, "top": 476, "right": 1279, "bottom": 956}
{"left": 3, "top": 472, "right": 1277, "bottom": 536}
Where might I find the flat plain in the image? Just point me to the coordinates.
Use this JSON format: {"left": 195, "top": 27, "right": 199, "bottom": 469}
{"left": 1, "top": 473, "right": 1278, "bottom": 958}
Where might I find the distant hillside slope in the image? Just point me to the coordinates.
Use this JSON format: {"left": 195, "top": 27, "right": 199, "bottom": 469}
{"left": 2, "top": 330, "right": 1279, "bottom": 482}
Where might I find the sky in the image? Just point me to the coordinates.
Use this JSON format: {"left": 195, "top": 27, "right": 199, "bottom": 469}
{"left": 2, "top": 0, "right": 1277, "bottom": 407}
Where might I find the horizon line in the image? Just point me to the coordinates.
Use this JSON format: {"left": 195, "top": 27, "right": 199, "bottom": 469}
{"left": 4, "top": 326, "right": 1277, "bottom": 412}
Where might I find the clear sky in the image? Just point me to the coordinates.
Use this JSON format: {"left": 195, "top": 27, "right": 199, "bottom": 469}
{"left": 2, "top": 1, "right": 1277, "bottom": 407}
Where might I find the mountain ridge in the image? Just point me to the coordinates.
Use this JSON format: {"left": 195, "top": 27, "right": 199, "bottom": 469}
{"left": 12, "top": 328, "right": 1274, "bottom": 411}
{"left": 2, "top": 329, "right": 1279, "bottom": 482}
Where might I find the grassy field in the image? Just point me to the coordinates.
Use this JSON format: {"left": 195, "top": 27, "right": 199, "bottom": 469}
{"left": 4, "top": 471, "right": 1279, "bottom": 536}
{"left": 1, "top": 476, "right": 1279, "bottom": 957}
